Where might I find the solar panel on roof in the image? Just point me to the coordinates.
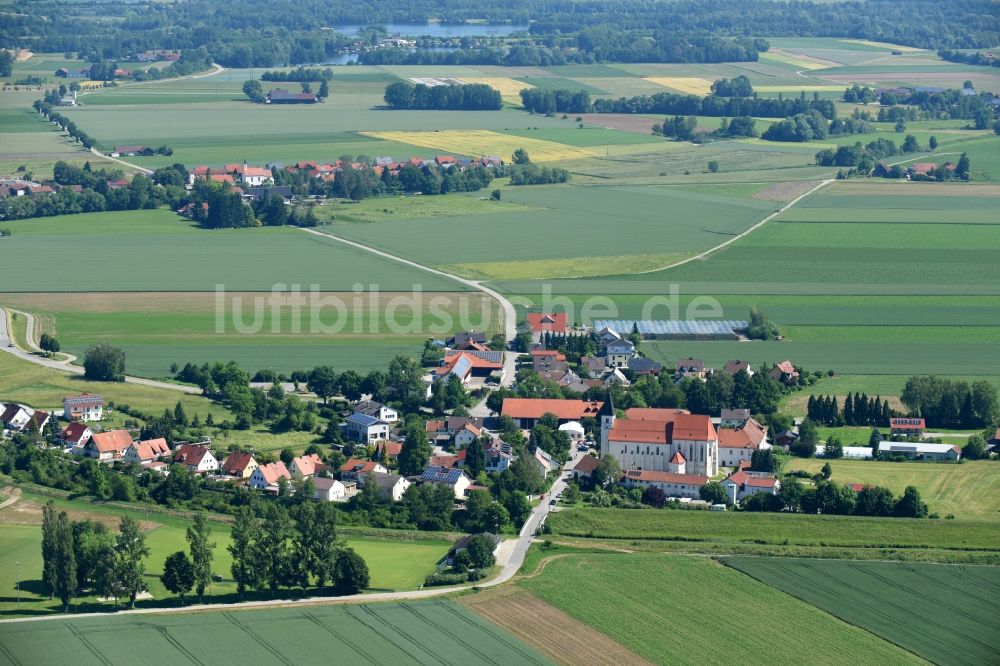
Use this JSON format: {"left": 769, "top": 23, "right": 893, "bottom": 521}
{"left": 594, "top": 320, "right": 750, "bottom": 337}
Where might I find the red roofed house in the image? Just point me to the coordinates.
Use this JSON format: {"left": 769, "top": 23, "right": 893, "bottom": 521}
{"left": 339, "top": 458, "right": 388, "bottom": 481}
{"left": 602, "top": 400, "right": 719, "bottom": 477}
{"left": 84, "top": 429, "right": 134, "bottom": 461}
{"left": 721, "top": 470, "right": 780, "bottom": 504}
{"left": 173, "top": 444, "right": 219, "bottom": 473}
{"left": 61, "top": 422, "right": 93, "bottom": 449}
{"left": 717, "top": 418, "right": 769, "bottom": 467}
{"left": 572, "top": 454, "right": 600, "bottom": 482}
{"left": 620, "top": 469, "right": 708, "bottom": 500}
{"left": 376, "top": 440, "right": 403, "bottom": 462}
{"left": 770, "top": 360, "right": 800, "bottom": 383}
{"left": 889, "top": 417, "right": 925, "bottom": 437}
{"left": 502, "top": 398, "right": 604, "bottom": 429}
{"left": 249, "top": 461, "right": 292, "bottom": 491}
{"left": 123, "top": 438, "right": 171, "bottom": 465}
{"left": 435, "top": 350, "right": 503, "bottom": 385}
{"left": 526, "top": 312, "right": 567, "bottom": 337}
{"left": 222, "top": 451, "right": 259, "bottom": 479}
{"left": 290, "top": 453, "right": 327, "bottom": 479}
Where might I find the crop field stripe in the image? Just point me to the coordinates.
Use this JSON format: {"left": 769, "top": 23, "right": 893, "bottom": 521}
{"left": 142, "top": 623, "right": 204, "bottom": 665}
{"left": 398, "top": 602, "right": 504, "bottom": 666}
{"left": 222, "top": 612, "right": 294, "bottom": 665}
{"left": 66, "top": 622, "right": 113, "bottom": 666}
{"left": 431, "top": 599, "right": 550, "bottom": 664}
{"left": 0, "top": 633, "right": 21, "bottom": 666}
{"left": 302, "top": 610, "right": 378, "bottom": 664}
{"left": 347, "top": 605, "right": 438, "bottom": 665}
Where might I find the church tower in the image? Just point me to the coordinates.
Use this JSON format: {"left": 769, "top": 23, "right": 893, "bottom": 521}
{"left": 599, "top": 391, "right": 615, "bottom": 457}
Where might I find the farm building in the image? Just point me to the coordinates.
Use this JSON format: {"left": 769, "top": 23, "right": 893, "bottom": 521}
{"left": 594, "top": 319, "right": 749, "bottom": 340}
{"left": 501, "top": 398, "right": 604, "bottom": 429}
{"left": 267, "top": 88, "right": 318, "bottom": 104}
{"left": 889, "top": 417, "right": 925, "bottom": 437}
{"left": 878, "top": 442, "right": 961, "bottom": 461}
{"left": 620, "top": 469, "right": 707, "bottom": 500}
{"left": 111, "top": 145, "right": 152, "bottom": 157}
{"left": 815, "top": 445, "right": 874, "bottom": 459}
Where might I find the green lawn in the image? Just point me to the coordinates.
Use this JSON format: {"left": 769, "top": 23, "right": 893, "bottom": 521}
{"left": 724, "top": 557, "right": 1000, "bottom": 666}
{"left": 0, "top": 490, "right": 452, "bottom": 618}
{"left": 520, "top": 552, "right": 920, "bottom": 664}
{"left": 547, "top": 507, "right": 1000, "bottom": 552}
{"left": 784, "top": 459, "right": 1000, "bottom": 521}
{"left": 0, "top": 599, "right": 548, "bottom": 665}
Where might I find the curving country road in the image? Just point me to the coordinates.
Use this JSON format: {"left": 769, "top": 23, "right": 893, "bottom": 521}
{"left": 0, "top": 452, "right": 582, "bottom": 624}
{"left": 0, "top": 306, "right": 202, "bottom": 394}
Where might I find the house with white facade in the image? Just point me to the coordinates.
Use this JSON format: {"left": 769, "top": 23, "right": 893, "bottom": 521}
{"left": 620, "top": 469, "right": 707, "bottom": 499}
{"left": 313, "top": 476, "right": 349, "bottom": 502}
{"left": 354, "top": 400, "right": 398, "bottom": 423}
{"left": 420, "top": 465, "right": 472, "bottom": 499}
{"left": 173, "top": 444, "right": 219, "bottom": 473}
{"left": 878, "top": 441, "right": 961, "bottom": 461}
{"left": 601, "top": 400, "right": 719, "bottom": 478}
{"left": 721, "top": 470, "right": 780, "bottom": 504}
{"left": 63, "top": 394, "right": 104, "bottom": 422}
{"left": 339, "top": 458, "right": 388, "bottom": 481}
{"left": 250, "top": 461, "right": 292, "bottom": 491}
{"left": 359, "top": 472, "right": 411, "bottom": 502}
{"left": 344, "top": 413, "right": 390, "bottom": 444}
{"left": 84, "top": 429, "right": 133, "bottom": 461}
{"left": 123, "top": 438, "right": 171, "bottom": 465}
{"left": 289, "top": 453, "right": 326, "bottom": 479}
{"left": 60, "top": 422, "right": 93, "bottom": 449}
{"left": 717, "top": 418, "right": 769, "bottom": 468}
{"left": 605, "top": 339, "right": 636, "bottom": 369}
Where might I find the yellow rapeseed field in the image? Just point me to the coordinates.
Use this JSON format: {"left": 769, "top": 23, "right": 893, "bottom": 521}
{"left": 458, "top": 76, "right": 534, "bottom": 100}
{"left": 360, "top": 130, "right": 600, "bottom": 162}
{"left": 643, "top": 77, "right": 714, "bottom": 95}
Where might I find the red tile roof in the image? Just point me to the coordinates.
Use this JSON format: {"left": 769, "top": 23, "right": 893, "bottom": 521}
{"left": 133, "top": 438, "right": 170, "bottom": 461}
{"left": 90, "top": 429, "right": 133, "bottom": 453}
{"left": 174, "top": 444, "right": 212, "bottom": 468}
{"left": 222, "top": 451, "right": 256, "bottom": 474}
{"left": 340, "top": 458, "right": 380, "bottom": 475}
{"left": 889, "top": 417, "right": 925, "bottom": 430}
{"left": 526, "top": 312, "right": 567, "bottom": 333}
{"left": 670, "top": 451, "right": 686, "bottom": 464}
{"left": 257, "top": 461, "right": 291, "bottom": 484}
{"left": 62, "top": 422, "right": 91, "bottom": 445}
{"left": 573, "top": 455, "right": 600, "bottom": 473}
{"left": 291, "top": 453, "right": 324, "bottom": 476}
{"left": 622, "top": 469, "right": 707, "bottom": 486}
{"left": 718, "top": 419, "right": 767, "bottom": 449}
{"left": 501, "top": 398, "right": 604, "bottom": 421}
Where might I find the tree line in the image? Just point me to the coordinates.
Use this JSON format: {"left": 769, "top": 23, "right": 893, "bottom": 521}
{"left": 900, "top": 376, "right": 999, "bottom": 429}
{"left": 260, "top": 67, "right": 335, "bottom": 82}
{"left": 807, "top": 393, "right": 890, "bottom": 427}
{"left": 383, "top": 82, "right": 502, "bottom": 110}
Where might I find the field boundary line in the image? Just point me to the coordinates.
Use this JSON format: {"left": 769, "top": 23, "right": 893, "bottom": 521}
{"left": 631, "top": 177, "right": 834, "bottom": 274}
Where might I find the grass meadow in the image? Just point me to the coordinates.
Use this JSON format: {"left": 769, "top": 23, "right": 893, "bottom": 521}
{"left": 724, "top": 557, "right": 1000, "bottom": 666}
{"left": 0, "top": 599, "right": 547, "bottom": 665}
{"left": 547, "top": 507, "right": 1000, "bottom": 553}
{"left": 783, "top": 459, "right": 1000, "bottom": 522}
{"left": 519, "top": 552, "right": 921, "bottom": 664}
{"left": 0, "top": 487, "right": 453, "bottom": 618}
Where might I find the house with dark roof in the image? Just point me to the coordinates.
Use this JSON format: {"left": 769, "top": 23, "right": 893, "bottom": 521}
{"left": 63, "top": 393, "right": 104, "bottom": 421}
{"left": 674, "top": 357, "right": 709, "bottom": 382}
{"left": 572, "top": 454, "right": 599, "bottom": 481}
{"left": 420, "top": 465, "right": 472, "bottom": 499}
{"left": 173, "top": 444, "right": 219, "bottom": 473}
{"left": 344, "top": 413, "right": 390, "bottom": 444}
{"left": 221, "top": 451, "right": 259, "bottom": 479}
{"left": 359, "top": 472, "right": 410, "bottom": 502}
{"left": 354, "top": 400, "right": 398, "bottom": 423}
{"left": 722, "top": 360, "right": 753, "bottom": 377}
{"left": 60, "top": 422, "right": 93, "bottom": 449}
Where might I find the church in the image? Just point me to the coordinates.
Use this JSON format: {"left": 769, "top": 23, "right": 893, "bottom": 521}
{"left": 600, "top": 395, "right": 719, "bottom": 478}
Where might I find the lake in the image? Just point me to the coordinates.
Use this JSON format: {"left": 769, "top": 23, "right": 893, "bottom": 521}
{"left": 330, "top": 23, "right": 530, "bottom": 38}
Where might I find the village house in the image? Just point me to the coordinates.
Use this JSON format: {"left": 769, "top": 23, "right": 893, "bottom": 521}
{"left": 344, "top": 413, "right": 390, "bottom": 444}
{"left": 63, "top": 393, "right": 104, "bottom": 421}
{"left": 601, "top": 398, "right": 720, "bottom": 478}
{"left": 435, "top": 350, "right": 504, "bottom": 386}
{"left": 375, "top": 440, "right": 403, "bottom": 463}
{"left": 429, "top": 449, "right": 466, "bottom": 469}
{"left": 878, "top": 441, "right": 961, "bottom": 461}
{"left": 354, "top": 400, "right": 399, "bottom": 423}
{"left": 173, "top": 444, "right": 219, "bottom": 473}
{"left": 249, "top": 461, "right": 292, "bottom": 491}
{"left": 770, "top": 360, "right": 800, "bottom": 384}
{"left": 605, "top": 339, "right": 636, "bottom": 369}
{"left": 620, "top": 469, "right": 707, "bottom": 500}
{"left": 526, "top": 312, "right": 567, "bottom": 341}
{"left": 720, "top": 409, "right": 751, "bottom": 428}
{"left": 313, "top": 476, "right": 351, "bottom": 502}
{"left": 420, "top": 465, "right": 472, "bottom": 499}
{"left": 501, "top": 398, "right": 604, "bottom": 429}
{"left": 60, "top": 422, "right": 93, "bottom": 449}
{"left": 889, "top": 417, "right": 926, "bottom": 438}
{"left": 453, "top": 422, "right": 483, "bottom": 449}
{"left": 111, "top": 146, "right": 152, "bottom": 157}
{"left": 339, "top": 458, "right": 388, "bottom": 481}
{"left": 485, "top": 446, "right": 514, "bottom": 473}
{"left": 674, "top": 357, "right": 709, "bottom": 382}
{"left": 531, "top": 448, "right": 559, "bottom": 476}
{"left": 628, "top": 357, "right": 663, "bottom": 376}
{"left": 359, "top": 472, "right": 411, "bottom": 502}
{"left": 84, "top": 429, "right": 133, "bottom": 461}
{"left": 717, "top": 417, "right": 769, "bottom": 468}
{"left": 532, "top": 349, "right": 568, "bottom": 374}
{"left": 559, "top": 421, "right": 586, "bottom": 442}
{"left": 1, "top": 404, "right": 34, "bottom": 433}
{"left": 289, "top": 453, "right": 327, "bottom": 479}
{"left": 721, "top": 470, "right": 781, "bottom": 504}
{"left": 572, "top": 455, "right": 600, "bottom": 483}
{"left": 221, "top": 451, "right": 259, "bottom": 479}
{"left": 723, "top": 360, "right": 753, "bottom": 377}
{"left": 123, "top": 438, "right": 171, "bottom": 465}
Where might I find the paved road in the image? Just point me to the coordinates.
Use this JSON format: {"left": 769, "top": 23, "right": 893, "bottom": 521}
{"left": 0, "top": 452, "right": 582, "bottom": 624}
{"left": 0, "top": 306, "right": 202, "bottom": 394}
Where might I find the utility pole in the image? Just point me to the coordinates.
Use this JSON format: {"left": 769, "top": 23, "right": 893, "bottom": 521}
{"left": 15, "top": 560, "right": 20, "bottom": 610}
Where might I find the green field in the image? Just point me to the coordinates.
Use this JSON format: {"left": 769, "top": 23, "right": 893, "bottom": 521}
{"left": 0, "top": 599, "right": 548, "bottom": 665}
{"left": 725, "top": 557, "right": 1000, "bottom": 666}
{"left": 0, "top": 488, "right": 452, "bottom": 617}
{"left": 784, "top": 459, "right": 1000, "bottom": 521}
{"left": 547, "top": 507, "right": 1000, "bottom": 552}
{"left": 323, "top": 184, "right": 774, "bottom": 279}
{"left": 519, "top": 552, "right": 921, "bottom": 664}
